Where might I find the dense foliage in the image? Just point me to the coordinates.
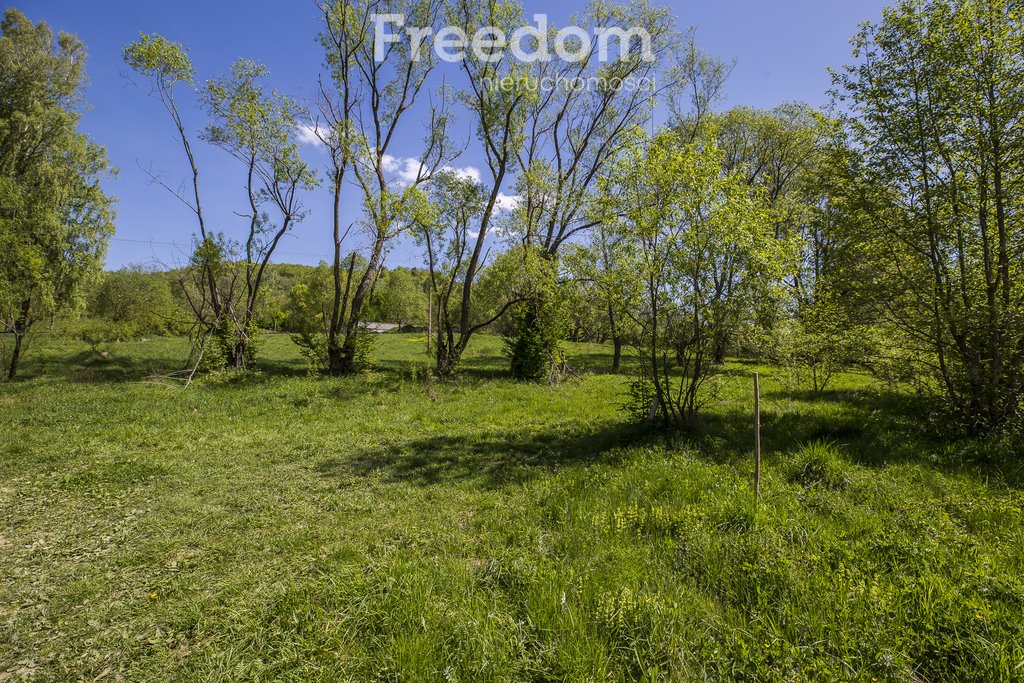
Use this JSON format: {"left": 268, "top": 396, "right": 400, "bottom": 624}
{"left": 835, "top": 0, "right": 1024, "bottom": 433}
{"left": 0, "top": 9, "right": 116, "bottom": 379}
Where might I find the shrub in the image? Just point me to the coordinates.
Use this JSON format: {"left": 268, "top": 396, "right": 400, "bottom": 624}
{"left": 291, "top": 330, "right": 328, "bottom": 373}
{"left": 504, "top": 303, "right": 551, "bottom": 381}
{"left": 65, "top": 318, "right": 141, "bottom": 347}
{"left": 622, "top": 374, "right": 657, "bottom": 423}
{"left": 90, "top": 269, "right": 184, "bottom": 335}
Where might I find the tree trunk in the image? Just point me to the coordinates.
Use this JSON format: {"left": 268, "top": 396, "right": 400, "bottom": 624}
{"left": 228, "top": 340, "right": 247, "bottom": 370}
{"left": 433, "top": 292, "right": 462, "bottom": 377}
{"left": 6, "top": 298, "right": 32, "bottom": 380}
{"left": 338, "top": 332, "right": 358, "bottom": 375}
{"left": 426, "top": 289, "right": 432, "bottom": 354}
{"left": 329, "top": 253, "right": 360, "bottom": 376}
{"left": 327, "top": 340, "right": 344, "bottom": 376}
{"left": 338, "top": 240, "right": 385, "bottom": 374}
{"left": 713, "top": 332, "right": 728, "bottom": 365}
{"left": 607, "top": 304, "right": 622, "bottom": 373}
{"left": 436, "top": 343, "right": 461, "bottom": 377}
{"left": 7, "top": 333, "right": 24, "bottom": 381}
{"left": 327, "top": 175, "right": 346, "bottom": 376}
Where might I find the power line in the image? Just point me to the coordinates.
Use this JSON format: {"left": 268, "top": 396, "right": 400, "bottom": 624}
{"left": 108, "top": 237, "right": 329, "bottom": 260}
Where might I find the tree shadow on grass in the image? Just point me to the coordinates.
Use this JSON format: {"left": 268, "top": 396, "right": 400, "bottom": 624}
{"left": 315, "top": 420, "right": 664, "bottom": 489}
{"left": 560, "top": 352, "right": 632, "bottom": 376}
{"left": 766, "top": 386, "right": 935, "bottom": 454}
{"left": 313, "top": 375, "right": 1018, "bottom": 492}
{"left": 437, "top": 356, "right": 512, "bottom": 381}
{"left": 695, "top": 386, "right": 1023, "bottom": 486}
{"left": 695, "top": 407, "right": 881, "bottom": 464}
{"left": 58, "top": 351, "right": 184, "bottom": 384}
{"left": 25, "top": 345, "right": 309, "bottom": 385}
{"left": 56, "top": 355, "right": 311, "bottom": 386}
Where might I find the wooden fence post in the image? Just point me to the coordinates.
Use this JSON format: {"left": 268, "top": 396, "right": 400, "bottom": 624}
{"left": 754, "top": 372, "right": 761, "bottom": 505}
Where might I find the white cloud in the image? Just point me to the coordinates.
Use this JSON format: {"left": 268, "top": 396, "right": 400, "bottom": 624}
{"left": 441, "top": 164, "right": 481, "bottom": 184}
{"left": 381, "top": 154, "right": 425, "bottom": 185}
{"left": 495, "top": 192, "right": 521, "bottom": 212}
{"left": 378, "top": 156, "right": 518, "bottom": 212}
{"left": 296, "top": 122, "right": 323, "bottom": 147}
{"left": 380, "top": 153, "right": 401, "bottom": 173}
{"left": 380, "top": 155, "right": 483, "bottom": 186}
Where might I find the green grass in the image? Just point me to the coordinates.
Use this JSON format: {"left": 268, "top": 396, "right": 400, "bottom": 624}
{"left": 1, "top": 333, "right": 1022, "bottom": 681}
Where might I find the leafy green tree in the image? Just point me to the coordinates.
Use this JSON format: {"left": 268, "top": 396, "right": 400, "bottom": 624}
{"left": 504, "top": 303, "right": 550, "bottom": 381}
{"left": 564, "top": 224, "right": 641, "bottom": 372}
{"left": 599, "top": 129, "right": 776, "bottom": 428}
{"left": 90, "top": 268, "right": 183, "bottom": 336}
{"left": 680, "top": 104, "right": 824, "bottom": 363}
{"left": 123, "top": 34, "right": 224, "bottom": 333}
{"left": 835, "top": 0, "right": 1024, "bottom": 432}
{"left": 772, "top": 132, "right": 880, "bottom": 392}
{"left": 0, "top": 10, "right": 116, "bottom": 379}
{"left": 512, "top": 0, "right": 675, "bottom": 255}
{"left": 396, "top": 0, "right": 538, "bottom": 377}
{"left": 126, "top": 38, "right": 316, "bottom": 370}
{"left": 559, "top": 246, "right": 618, "bottom": 346}
{"left": 417, "top": 170, "right": 528, "bottom": 375}
{"left": 774, "top": 294, "right": 872, "bottom": 393}
{"left": 497, "top": 0, "right": 676, "bottom": 376}
{"left": 371, "top": 268, "right": 427, "bottom": 329}
{"left": 324, "top": 0, "right": 454, "bottom": 375}
{"left": 315, "top": 0, "right": 363, "bottom": 376}
{"left": 201, "top": 59, "right": 318, "bottom": 367}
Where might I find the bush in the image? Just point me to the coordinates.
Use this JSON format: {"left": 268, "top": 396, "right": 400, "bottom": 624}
{"left": 65, "top": 318, "right": 141, "bottom": 347}
{"left": 504, "top": 303, "right": 550, "bottom": 381}
{"left": 504, "top": 288, "right": 570, "bottom": 382}
{"left": 773, "top": 307, "right": 874, "bottom": 394}
{"left": 90, "top": 269, "right": 185, "bottom": 335}
{"left": 291, "top": 330, "right": 328, "bottom": 373}
{"left": 622, "top": 374, "right": 657, "bottom": 423}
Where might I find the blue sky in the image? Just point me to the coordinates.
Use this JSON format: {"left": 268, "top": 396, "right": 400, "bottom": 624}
{"left": 21, "top": 0, "right": 888, "bottom": 270}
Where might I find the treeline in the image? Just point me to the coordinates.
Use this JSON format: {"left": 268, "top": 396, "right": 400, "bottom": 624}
{"left": 4, "top": 0, "right": 1024, "bottom": 436}
{"left": 70, "top": 262, "right": 434, "bottom": 339}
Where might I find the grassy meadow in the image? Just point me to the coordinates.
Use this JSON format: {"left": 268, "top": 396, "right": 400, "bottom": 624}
{"left": 1, "top": 333, "right": 1023, "bottom": 681}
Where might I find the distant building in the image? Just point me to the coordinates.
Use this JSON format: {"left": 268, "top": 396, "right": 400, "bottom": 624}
{"left": 360, "top": 322, "right": 400, "bottom": 333}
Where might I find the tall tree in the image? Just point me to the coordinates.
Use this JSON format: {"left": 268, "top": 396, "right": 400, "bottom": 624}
{"left": 329, "top": 0, "right": 455, "bottom": 374}
{"left": 413, "top": 0, "right": 538, "bottom": 377}
{"left": 836, "top": 0, "right": 1024, "bottom": 432}
{"left": 0, "top": 10, "right": 116, "bottom": 379}
{"left": 126, "top": 38, "right": 316, "bottom": 369}
{"left": 202, "top": 60, "right": 317, "bottom": 367}
{"left": 418, "top": 169, "right": 530, "bottom": 375}
{"left": 697, "top": 104, "right": 826, "bottom": 362}
{"left": 564, "top": 222, "right": 638, "bottom": 372}
{"left": 515, "top": 1, "right": 674, "bottom": 255}
{"left": 500, "top": 1, "right": 675, "bottom": 377}
{"left": 315, "top": 0, "right": 372, "bottom": 375}
{"left": 123, "top": 34, "right": 223, "bottom": 327}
